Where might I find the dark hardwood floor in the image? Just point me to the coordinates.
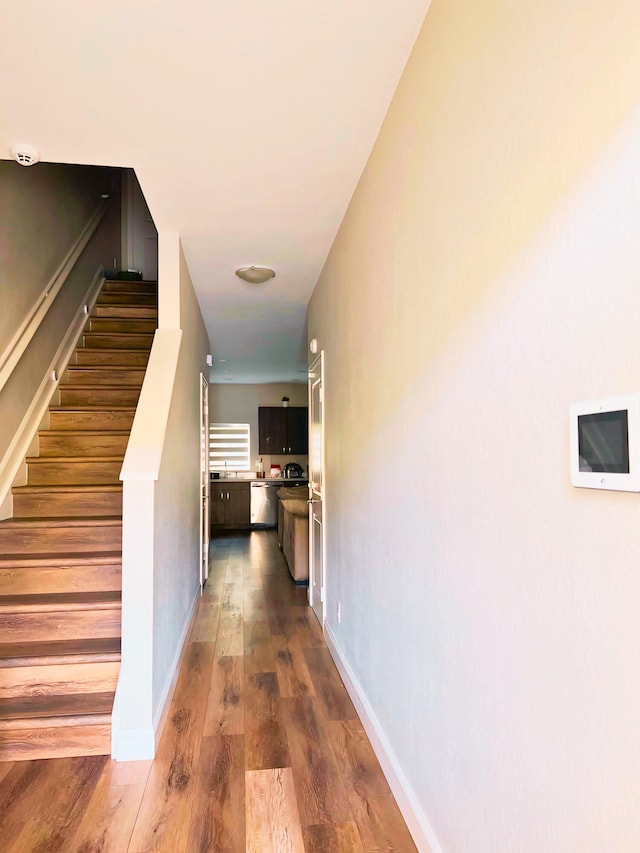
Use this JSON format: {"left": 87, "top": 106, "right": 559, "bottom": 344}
{"left": 0, "top": 531, "right": 417, "bottom": 851}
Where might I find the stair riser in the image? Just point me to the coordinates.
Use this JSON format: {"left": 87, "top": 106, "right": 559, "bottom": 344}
{"left": 0, "top": 723, "right": 111, "bottom": 761}
{"left": 0, "top": 524, "right": 121, "bottom": 554}
{"left": 49, "top": 410, "right": 135, "bottom": 431}
{"left": 27, "top": 460, "right": 122, "bottom": 486}
{"left": 74, "top": 349, "right": 150, "bottom": 367}
{"left": 82, "top": 333, "right": 154, "bottom": 350}
{"left": 97, "top": 293, "right": 157, "bottom": 307}
{"left": 0, "top": 564, "right": 121, "bottom": 595}
{"left": 13, "top": 491, "right": 123, "bottom": 518}
{"left": 58, "top": 387, "right": 140, "bottom": 406}
{"left": 103, "top": 280, "right": 157, "bottom": 294}
{"left": 87, "top": 318, "right": 157, "bottom": 334}
{"left": 0, "top": 609, "right": 121, "bottom": 643}
{"left": 0, "top": 661, "right": 120, "bottom": 700}
{"left": 93, "top": 306, "right": 157, "bottom": 319}
{"left": 38, "top": 433, "right": 129, "bottom": 458}
{"left": 91, "top": 305, "right": 158, "bottom": 321}
{"left": 64, "top": 367, "right": 146, "bottom": 386}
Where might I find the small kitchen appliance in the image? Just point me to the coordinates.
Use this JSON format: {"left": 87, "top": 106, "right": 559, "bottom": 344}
{"left": 283, "top": 462, "right": 304, "bottom": 479}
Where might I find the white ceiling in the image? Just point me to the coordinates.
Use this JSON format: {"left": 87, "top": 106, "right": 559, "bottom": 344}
{"left": 0, "top": 0, "right": 430, "bottom": 383}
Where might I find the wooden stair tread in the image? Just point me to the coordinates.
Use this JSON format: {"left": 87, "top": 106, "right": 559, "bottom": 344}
{"left": 12, "top": 484, "right": 123, "bottom": 495}
{"left": 68, "top": 364, "right": 146, "bottom": 370}
{"left": 0, "top": 516, "right": 122, "bottom": 529}
{"left": 104, "top": 279, "right": 157, "bottom": 284}
{"left": 58, "top": 382, "right": 143, "bottom": 388}
{"left": 49, "top": 405, "right": 136, "bottom": 412}
{"left": 0, "top": 591, "right": 121, "bottom": 613}
{"left": 99, "top": 287, "right": 157, "bottom": 291}
{"left": 0, "top": 637, "right": 121, "bottom": 666}
{"left": 82, "top": 330, "right": 154, "bottom": 336}
{"left": 96, "top": 302, "right": 157, "bottom": 309}
{"left": 37, "top": 430, "right": 131, "bottom": 436}
{"left": 97, "top": 293, "right": 157, "bottom": 299}
{"left": 0, "top": 550, "right": 121, "bottom": 568}
{"left": 25, "top": 455, "right": 124, "bottom": 463}
{"left": 94, "top": 305, "right": 157, "bottom": 311}
{"left": 74, "top": 347, "right": 151, "bottom": 355}
{"left": 0, "top": 692, "right": 114, "bottom": 725}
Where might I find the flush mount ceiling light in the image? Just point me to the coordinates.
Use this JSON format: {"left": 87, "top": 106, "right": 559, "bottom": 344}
{"left": 235, "top": 266, "right": 276, "bottom": 284}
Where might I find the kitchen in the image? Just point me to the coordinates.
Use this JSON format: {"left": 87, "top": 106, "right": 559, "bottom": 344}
{"left": 208, "top": 381, "right": 309, "bottom": 533}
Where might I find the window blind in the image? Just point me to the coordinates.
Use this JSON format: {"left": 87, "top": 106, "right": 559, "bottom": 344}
{"left": 209, "top": 423, "right": 251, "bottom": 472}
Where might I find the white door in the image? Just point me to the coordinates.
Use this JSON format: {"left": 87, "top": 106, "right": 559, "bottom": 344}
{"left": 308, "top": 353, "right": 325, "bottom": 625}
{"left": 200, "top": 373, "right": 210, "bottom": 587}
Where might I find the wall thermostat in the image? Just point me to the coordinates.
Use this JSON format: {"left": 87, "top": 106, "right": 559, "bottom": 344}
{"left": 570, "top": 393, "right": 640, "bottom": 491}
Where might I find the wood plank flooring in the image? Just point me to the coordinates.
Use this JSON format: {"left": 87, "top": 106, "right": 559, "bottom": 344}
{"left": 0, "top": 531, "right": 416, "bottom": 851}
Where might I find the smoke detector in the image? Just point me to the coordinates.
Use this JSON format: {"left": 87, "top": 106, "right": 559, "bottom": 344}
{"left": 10, "top": 143, "right": 40, "bottom": 167}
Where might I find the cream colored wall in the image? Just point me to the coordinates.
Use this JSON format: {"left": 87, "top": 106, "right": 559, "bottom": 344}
{"left": 0, "top": 162, "right": 117, "bottom": 350}
{"left": 308, "top": 1, "right": 640, "bottom": 850}
{"left": 0, "top": 163, "right": 121, "bottom": 471}
{"left": 115, "top": 236, "right": 209, "bottom": 759}
{"left": 209, "top": 382, "right": 308, "bottom": 474}
{"left": 152, "top": 241, "right": 209, "bottom": 714}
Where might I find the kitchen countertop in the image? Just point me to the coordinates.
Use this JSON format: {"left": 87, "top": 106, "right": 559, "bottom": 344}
{"left": 210, "top": 477, "right": 308, "bottom": 484}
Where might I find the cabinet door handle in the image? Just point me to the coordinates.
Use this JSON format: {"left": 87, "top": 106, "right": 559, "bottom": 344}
{"left": 220, "top": 492, "right": 223, "bottom": 499}
{"left": 227, "top": 492, "right": 230, "bottom": 500}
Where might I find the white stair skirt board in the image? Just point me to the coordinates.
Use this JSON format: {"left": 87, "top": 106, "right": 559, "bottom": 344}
{"left": 324, "top": 623, "right": 443, "bottom": 853}
{"left": 112, "top": 587, "right": 200, "bottom": 761}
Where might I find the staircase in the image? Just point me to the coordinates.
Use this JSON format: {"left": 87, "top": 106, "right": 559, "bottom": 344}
{"left": 0, "top": 279, "right": 157, "bottom": 761}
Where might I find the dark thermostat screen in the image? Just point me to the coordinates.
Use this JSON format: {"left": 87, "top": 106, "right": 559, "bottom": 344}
{"left": 578, "top": 410, "right": 629, "bottom": 474}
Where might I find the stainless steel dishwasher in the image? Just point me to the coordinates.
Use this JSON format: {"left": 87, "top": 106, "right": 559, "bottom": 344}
{"left": 250, "top": 481, "right": 279, "bottom": 528}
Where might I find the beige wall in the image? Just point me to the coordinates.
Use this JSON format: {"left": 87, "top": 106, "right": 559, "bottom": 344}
{"left": 209, "top": 382, "right": 308, "bottom": 474}
{"left": 308, "top": 1, "right": 640, "bottom": 850}
{"left": 0, "top": 162, "right": 118, "bottom": 349}
{"left": 153, "top": 241, "right": 210, "bottom": 713}
{"left": 0, "top": 162, "right": 121, "bottom": 471}
{"left": 116, "top": 236, "right": 209, "bottom": 759}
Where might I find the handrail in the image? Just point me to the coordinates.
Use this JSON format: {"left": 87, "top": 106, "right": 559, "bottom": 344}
{"left": 120, "top": 329, "right": 183, "bottom": 482}
{"left": 0, "top": 197, "right": 109, "bottom": 395}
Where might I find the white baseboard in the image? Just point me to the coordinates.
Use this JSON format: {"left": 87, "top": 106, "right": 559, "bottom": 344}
{"left": 153, "top": 586, "right": 201, "bottom": 749}
{"left": 0, "top": 267, "right": 105, "bottom": 515}
{"left": 324, "top": 623, "right": 443, "bottom": 853}
{"left": 112, "top": 586, "right": 200, "bottom": 762}
{"left": 112, "top": 723, "right": 156, "bottom": 762}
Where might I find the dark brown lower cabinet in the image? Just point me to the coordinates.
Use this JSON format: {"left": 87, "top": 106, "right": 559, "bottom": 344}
{"left": 211, "top": 481, "right": 251, "bottom": 530}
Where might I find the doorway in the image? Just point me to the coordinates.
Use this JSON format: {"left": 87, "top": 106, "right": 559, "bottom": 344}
{"left": 121, "top": 170, "right": 158, "bottom": 280}
{"left": 308, "top": 352, "right": 325, "bottom": 625}
{"left": 200, "top": 372, "right": 210, "bottom": 587}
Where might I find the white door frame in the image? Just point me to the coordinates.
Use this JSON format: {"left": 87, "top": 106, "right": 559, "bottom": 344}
{"left": 308, "top": 352, "right": 326, "bottom": 624}
{"left": 199, "top": 372, "right": 210, "bottom": 587}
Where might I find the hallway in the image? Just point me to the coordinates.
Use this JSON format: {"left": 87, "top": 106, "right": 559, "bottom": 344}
{"left": 0, "top": 531, "right": 416, "bottom": 851}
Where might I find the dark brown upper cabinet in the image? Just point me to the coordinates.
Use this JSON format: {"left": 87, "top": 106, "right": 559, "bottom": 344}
{"left": 258, "top": 406, "right": 308, "bottom": 455}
